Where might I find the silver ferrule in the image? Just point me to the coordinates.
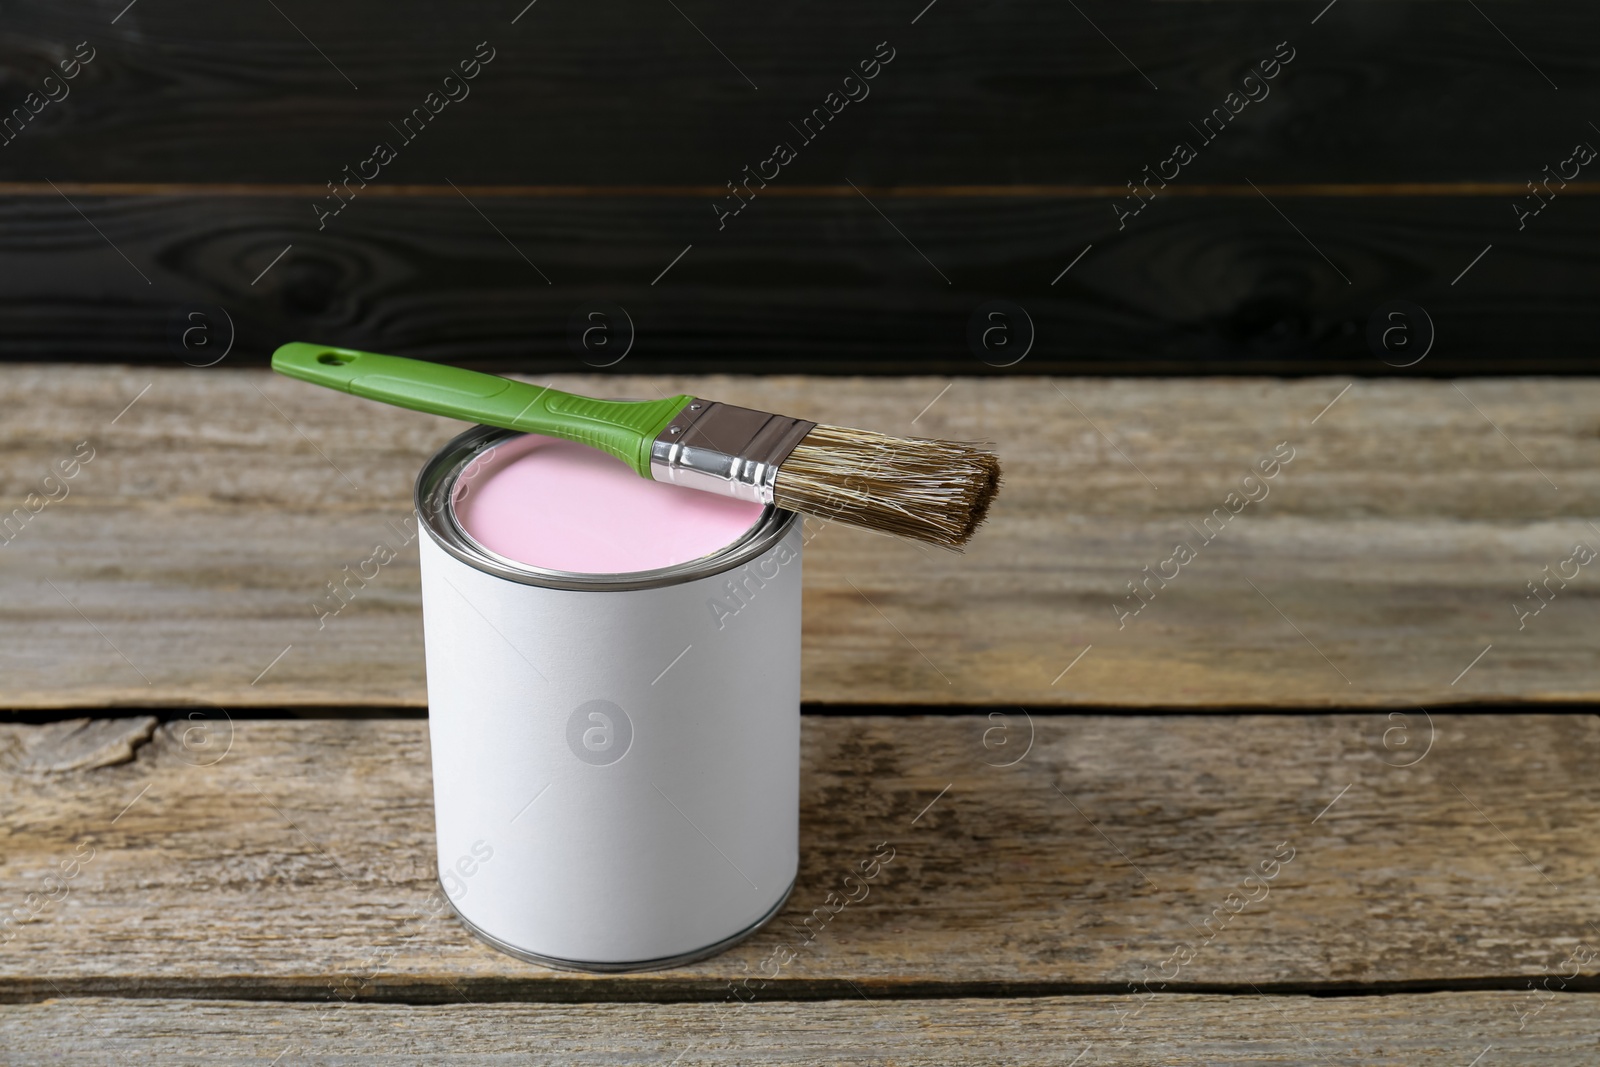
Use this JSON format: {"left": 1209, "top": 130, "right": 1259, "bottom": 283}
{"left": 649, "top": 400, "right": 816, "bottom": 505}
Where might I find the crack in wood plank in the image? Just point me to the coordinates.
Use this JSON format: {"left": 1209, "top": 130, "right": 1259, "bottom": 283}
{"left": 0, "top": 716, "right": 157, "bottom": 773}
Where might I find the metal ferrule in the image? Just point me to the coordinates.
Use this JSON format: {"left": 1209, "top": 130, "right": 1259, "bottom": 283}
{"left": 649, "top": 400, "right": 816, "bottom": 505}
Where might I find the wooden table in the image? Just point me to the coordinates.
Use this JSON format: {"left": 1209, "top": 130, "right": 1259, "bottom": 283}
{"left": 3, "top": 369, "right": 1598, "bottom": 1063}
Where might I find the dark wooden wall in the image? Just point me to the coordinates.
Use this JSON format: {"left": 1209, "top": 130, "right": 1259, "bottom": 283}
{"left": 0, "top": 0, "right": 1595, "bottom": 374}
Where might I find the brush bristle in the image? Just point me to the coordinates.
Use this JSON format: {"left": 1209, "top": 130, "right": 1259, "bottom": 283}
{"left": 772, "top": 424, "right": 1002, "bottom": 548}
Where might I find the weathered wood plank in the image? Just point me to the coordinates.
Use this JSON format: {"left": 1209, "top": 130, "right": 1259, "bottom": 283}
{"left": 3, "top": 368, "right": 1599, "bottom": 708}
{"left": 3, "top": 993, "right": 1598, "bottom": 1066}
{"left": 2, "top": 715, "right": 1597, "bottom": 999}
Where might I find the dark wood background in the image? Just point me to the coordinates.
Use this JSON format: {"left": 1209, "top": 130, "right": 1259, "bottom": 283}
{"left": 0, "top": 0, "right": 1595, "bottom": 374}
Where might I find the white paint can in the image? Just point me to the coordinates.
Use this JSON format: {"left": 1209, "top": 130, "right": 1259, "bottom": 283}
{"left": 415, "top": 426, "right": 803, "bottom": 971}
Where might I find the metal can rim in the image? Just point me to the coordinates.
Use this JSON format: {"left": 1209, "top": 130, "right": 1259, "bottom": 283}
{"left": 415, "top": 425, "right": 800, "bottom": 591}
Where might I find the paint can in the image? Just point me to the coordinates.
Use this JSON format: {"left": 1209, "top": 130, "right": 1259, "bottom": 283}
{"left": 414, "top": 425, "right": 803, "bottom": 971}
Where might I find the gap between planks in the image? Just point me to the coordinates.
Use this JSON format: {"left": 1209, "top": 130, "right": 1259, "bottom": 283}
{"left": 2, "top": 181, "right": 1597, "bottom": 198}
{"left": 3, "top": 975, "right": 1600, "bottom": 1007}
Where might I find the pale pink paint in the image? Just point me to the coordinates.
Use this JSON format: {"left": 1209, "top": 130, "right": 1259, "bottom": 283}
{"left": 452, "top": 433, "right": 766, "bottom": 574}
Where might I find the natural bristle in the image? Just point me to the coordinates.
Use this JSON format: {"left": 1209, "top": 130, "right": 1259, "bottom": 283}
{"left": 773, "top": 424, "right": 1002, "bottom": 548}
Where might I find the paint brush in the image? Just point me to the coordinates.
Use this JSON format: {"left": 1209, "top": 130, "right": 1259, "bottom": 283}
{"left": 272, "top": 343, "right": 1001, "bottom": 548}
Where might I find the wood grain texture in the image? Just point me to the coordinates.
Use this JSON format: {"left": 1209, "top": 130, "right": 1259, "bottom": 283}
{"left": 2, "top": 715, "right": 1598, "bottom": 999}
{"left": 2, "top": 0, "right": 1595, "bottom": 184}
{"left": 3, "top": 993, "right": 1598, "bottom": 1065}
{"left": 6, "top": 1, "right": 1596, "bottom": 375}
{"left": 0, "top": 192, "right": 1595, "bottom": 372}
{"left": 2, "top": 367, "right": 1599, "bottom": 709}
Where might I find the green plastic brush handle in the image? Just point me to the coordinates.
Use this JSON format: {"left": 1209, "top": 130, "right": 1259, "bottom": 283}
{"left": 271, "top": 342, "right": 693, "bottom": 477}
